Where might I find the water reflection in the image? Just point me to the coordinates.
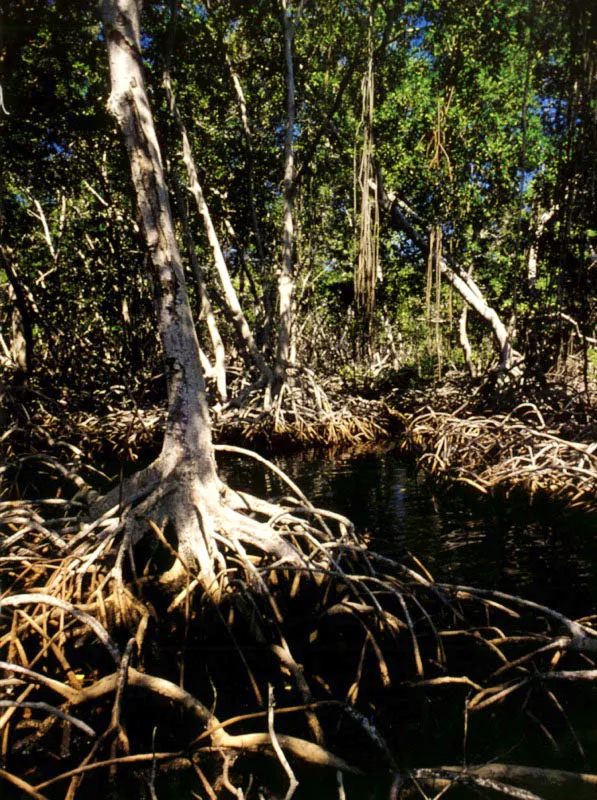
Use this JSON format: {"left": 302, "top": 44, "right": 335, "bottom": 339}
{"left": 217, "top": 447, "right": 597, "bottom": 617}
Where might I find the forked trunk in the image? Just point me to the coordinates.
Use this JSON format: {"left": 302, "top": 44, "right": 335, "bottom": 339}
{"left": 379, "top": 181, "right": 515, "bottom": 369}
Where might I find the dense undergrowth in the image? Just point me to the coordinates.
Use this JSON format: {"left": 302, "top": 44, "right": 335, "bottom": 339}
{"left": 400, "top": 367, "right": 596, "bottom": 513}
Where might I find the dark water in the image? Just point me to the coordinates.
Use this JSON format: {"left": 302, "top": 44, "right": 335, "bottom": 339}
{"left": 214, "top": 447, "right": 597, "bottom": 795}
{"left": 218, "top": 446, "right": 597, "bottom": 617}
{"left": 7, "top": 447, "right": 597, "bottom": 798}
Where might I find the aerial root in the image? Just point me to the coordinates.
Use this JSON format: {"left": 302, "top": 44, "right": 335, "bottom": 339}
{"left": 403, "top": 402, "right": 597, "bottom": 510}
{"left": 20, "top": 667, "right": 361, "bottom": 791}
{"left": 215, "top": 367, "right": 398, "bottom": 446}
{"left": 409, "top": 764, "right": 597, "bottom": 800}
{"left": 3, "top": 560, "right": 597, "bottom": 796}
{"left": 0, "top": 769, "right": 50, "bottom": 800}
{"left": 410, "top": 767, "right": 545, "bottom": 799}
{"left": 3, "top": 452, "right": 597, "bottom": 795}
{"left": 0, "top": 374, "right": 400, "bottom": 464}
{"left": 0, "top": 452, "right": 392, "bottom": 791}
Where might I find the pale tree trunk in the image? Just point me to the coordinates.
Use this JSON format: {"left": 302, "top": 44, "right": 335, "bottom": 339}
{"left": 458, "top": 302, "right": 476, "bottom": 377}
{"left": 204, "top": 6, "right": 274, "bottom": 346}
{"left": 171, "top": 170, "right": 228, "bottom": 403}
{"left": 224, "top": 53, "right": 267, "bottom": 270}
{"left": 276, "top": 0, "right": 305, "bottom": 385}
{"left": 527, "top": 206, "right": 556, "bottom": 287}
{"left": 203, "top": 0, "right": 261, "bottom": 257}
{"left": 8, "top": 284, "right": 28, "bottom": 374}
{"left": 162, "top": 72, "right": 272, "bottom": 388}
{"left": 0, "top": 246, "right": 34, "bottom": 376}
{"left": 224, "top": 50, "right": 274, "bottom": 349}
{"left": 378, "top": 178, "right": 515, "bottom": 369}
{"left": 101, "top": 0, "right": 220, "bottom": 586}
{"left": 443, "top": 260, "right": 512, "bottom": 368}
{"left": 100, "top": 0, "right": 302, "bottom": 595}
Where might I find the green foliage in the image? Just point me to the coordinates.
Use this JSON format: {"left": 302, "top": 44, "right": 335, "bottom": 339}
{"left": 1, "top": 0, "right": 594, "bottom": 397}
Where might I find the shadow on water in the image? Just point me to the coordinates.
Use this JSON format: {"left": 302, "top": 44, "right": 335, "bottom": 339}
{"left": 215, "top": 447, "right": 597, "bottom": 796}
{"left": 218, "top": 445, "right": 597, "bottom": 618}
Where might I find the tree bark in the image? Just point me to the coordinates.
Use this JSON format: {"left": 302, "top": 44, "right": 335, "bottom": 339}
{"left": 276, "top": 0, "right": 304, "bottom": 385}
{"left": 201, "top": 6, "right": 274, "bottom": 348}
{"left": 101, "top": 0, "right": 220, "bottom": 581}
{"left": 0, "top": 246, "right": 34, "bottom": 376}
{"left": 170, "top": 169, "right": 228, "bottom": 403}
{"left": 223, "top": 51, "right": 267, "bottom": 269}
{"left": 527, "top": 206, "right": 556, "bottom": 287}
{"left": 458, "top": 302, "right": 476, "bottom": 377}
{"left": 162, "top": 72, "right": 273, "bottom": 388}
{"left": 223, "top": 50, "right": 275, "bottom": 350}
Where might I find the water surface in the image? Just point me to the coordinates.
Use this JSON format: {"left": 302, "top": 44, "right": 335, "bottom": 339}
{"left": 218, "top": 445, "right": 597, "bottom": 617}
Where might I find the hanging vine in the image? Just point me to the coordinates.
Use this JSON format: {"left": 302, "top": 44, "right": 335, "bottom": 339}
{"left": 425, "top": 223, "right": 443, "bottom": 379}
{"left": 354, "top": 9, "right": 380, "bottom": 346}
{"left": 424, "top": 88, "right": 453, "bottom": 379}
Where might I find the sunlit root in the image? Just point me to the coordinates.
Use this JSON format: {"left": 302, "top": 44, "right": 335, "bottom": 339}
{"left": 403, "top": 403, "right": 597, "bottom": 511}
{"left": 3, "top": 448, "right": 597, "bottom": 796}
{"left": 216, "top": 366, "right": 398, "bottom": 447}
{"left": 0, "top": 447, "right": 396, "bottom": 793}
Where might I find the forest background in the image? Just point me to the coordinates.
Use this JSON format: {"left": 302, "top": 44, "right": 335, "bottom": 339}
{"left": 1, "top": 1, "right": 597, "bottom": 799}
{"left": 1, "top": 0, "right": 595, "bottom": 405}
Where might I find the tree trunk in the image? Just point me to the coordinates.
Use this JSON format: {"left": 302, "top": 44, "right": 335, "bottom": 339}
{"left": 223, "top": 52, "right": 267, "bottom": 269}
{"left": 276, "top": 0, "right": 304, "bottom": 385}
{"left": 223, "top": 50, "right": 275, "bottom": 351}
{"left": 378, "top": 178, "right": 515, "bottom": 369}
{"left": 0, "top": 246, "right": 34, "bottom": 377}
{"left": 458, "top": 302, "right": 476, "bottom": 377}
{"left": 171, "top": 169, "right": 228, "bottom": 403}
{"left": 100, "top": 0, "right": 305, "bottom": 596}
{"left": 101, "top": 0, "right": 220, "bottom": 584}
{"left": 162, "top": 72, "right": 273, "bottom": 388}
{"left": 527, "top": 206, "right": 556, "bottom": 287}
